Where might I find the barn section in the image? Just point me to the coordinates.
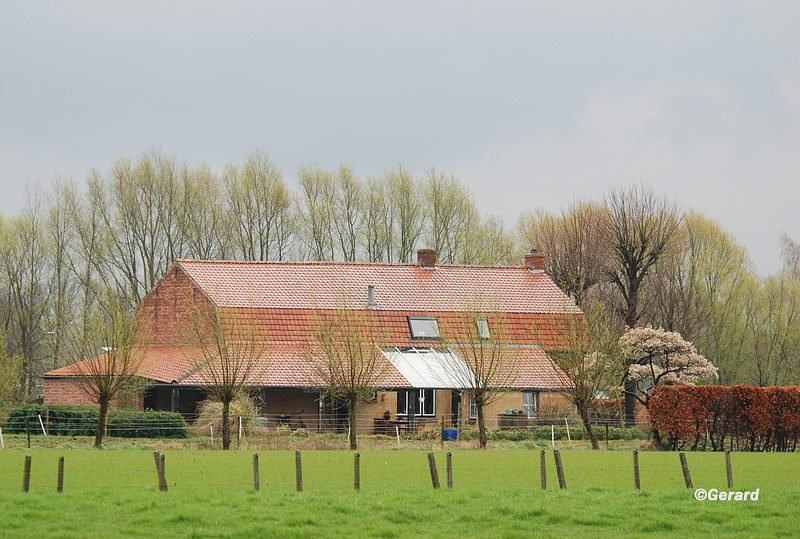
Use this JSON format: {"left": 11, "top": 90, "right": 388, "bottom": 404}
{"left": 44, "top": 249, "right": 580, "bottom": 432}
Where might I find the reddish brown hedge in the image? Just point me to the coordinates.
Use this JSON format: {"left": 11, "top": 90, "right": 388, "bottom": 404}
{"left": 649, "top": 385, "right": 800, "bottom": 451}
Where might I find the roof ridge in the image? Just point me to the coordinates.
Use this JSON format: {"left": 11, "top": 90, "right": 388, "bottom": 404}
{"left": 178, "top": 258, "right": 528, "bottom": 270}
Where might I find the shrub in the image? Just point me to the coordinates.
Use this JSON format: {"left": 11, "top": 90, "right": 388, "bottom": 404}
{"left": 649, "top": 385, "right": 800, "bottom": 451}
{"left": 194, "top": 394, "right": 259, "bottom": 436}
{"left": 3, "top": 404, "right": 98, "bottom": 436}
{"left": 2, "top": 405, "right": 188, "bottom": 438}
{"left": 108, "top": 410, "right": 188, "bottom": 438}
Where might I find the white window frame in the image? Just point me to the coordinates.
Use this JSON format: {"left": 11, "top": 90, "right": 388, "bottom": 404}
{"left": 522, "top": 391, "right": 538, "bottom": 419}
{"left": 476, "top": 318, "right": 491, "bottom": 340}
{"left": 408, "top": 317, "right": 441, "bottom": 340}
{"left": 397, "top": 389, "right": 437, "bottom": 417}
{"left": 468, "top": 398, "right": 477, "bottom": 420}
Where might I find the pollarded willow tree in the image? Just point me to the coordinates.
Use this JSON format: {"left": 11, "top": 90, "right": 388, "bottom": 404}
{"left": 68, "top": 291, "right": 147, "bottom": 447}
{"left": 186, "top": 303, "right": 267, "bottom": 450}
{"left": 307, "top": 306, "right": 389, "bottom": 450}
{"left": 441, "top": 307, "right": 517, "bottom": 450}
{"left": 620, "top": 326, "right": 718, "bottom": 442}
{"left": 543, "top": 301, "right": 623, "bottom": 450}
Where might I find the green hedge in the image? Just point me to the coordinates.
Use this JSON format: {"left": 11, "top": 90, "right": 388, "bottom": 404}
{"left": 489, "top": 425, "right": 647, "bottom": 442}
{"left": 3, "top": 405, "right": 97, "bottom": 436}
{"left": 2, "top": 405, "right": 187, "bottom": 438}
{"left": 108, "top": 410, "right": 188, "bottom": 438}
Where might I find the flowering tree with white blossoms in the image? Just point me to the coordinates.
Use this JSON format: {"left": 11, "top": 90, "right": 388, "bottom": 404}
{"left": 620, "top": 326, "right": 718, "bottom": 416}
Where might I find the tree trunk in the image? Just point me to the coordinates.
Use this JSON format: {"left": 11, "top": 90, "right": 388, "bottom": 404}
{"left": 623, "top": 380, "right": 637, "bottom": 427}
{"left": 222, "top": 398, "right": 231, "bottom": 450}
{"left": 476, "top": 399, "right": 487, "bottom": 449}
{"left": 95, "top": 398, "right": 109, "bottom": 448}
{"left": 579, "top": 407, "right": 600, "bottom": 450}
{"left": 348, "top": 396, "right": 358, "bottom": 450}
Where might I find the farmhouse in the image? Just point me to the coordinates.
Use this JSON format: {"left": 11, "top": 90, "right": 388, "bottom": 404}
{"left": 44, "top": 249, "right": 581, "bottom": 434}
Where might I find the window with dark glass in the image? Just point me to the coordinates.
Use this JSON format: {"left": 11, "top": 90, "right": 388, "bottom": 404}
{"left": 397, "top": 389, "right": 436, "bottom": 416}
{"left": 408, "top": 317, "right": 440, "bottom": 339}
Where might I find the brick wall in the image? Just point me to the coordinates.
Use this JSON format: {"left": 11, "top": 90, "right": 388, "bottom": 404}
{"left": 43, "top": 378, "right": 142, "bottom": 410}
{"left": 137, "top": 264, "right": 214, "bottom": 345}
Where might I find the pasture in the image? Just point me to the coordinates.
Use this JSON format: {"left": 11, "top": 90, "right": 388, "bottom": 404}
{"left": 0, "top": 448, "right": 797, "bottom": 537}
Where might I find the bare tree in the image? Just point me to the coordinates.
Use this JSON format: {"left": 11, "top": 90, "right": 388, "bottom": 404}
{"left": 186, "top": 303, "right": 266, "bottom": 450}
{"left": 441, "top": 306, "right": 517, "bottom": 449}
{"left": 67, "top": 291, "right": 146, "bottom": 447}
{"left": 543, "top": 301, "right": 622, "bottom": 449}
{"left": 780, "top": 233, "right": 800, "bottom": 279}
{"left": 332, "top": 165, "right": 364, "bottom": 262}
{"left": 647, "top": 212, "right": 754, "bottom": 383}
{"left": 742, "top": 275, "right": 800, "bottom": 386}
{"left": 604, "top": 185, "right": 681, "bottom": 424}
{"left": 296, "top": 165, "right": 336, "bottom": 260}
{"left": 307, "top": 306, "right": 388, "bottom": 450}
{"left": 223, "top": 152, "right": 293, "bottom": 261}
{"left": 0, "top": 203, "right": 51, "bottom": 398}
{"left": 517, "top": 201, "right": 609, "bottom": 306}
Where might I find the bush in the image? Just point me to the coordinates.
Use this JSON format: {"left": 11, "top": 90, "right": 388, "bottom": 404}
{"left": 488, "top": 425, "right": 646, "bottom": 442}
{"left": 108, "top": 410, "right": 188, "bottom": 438}
{"left": 194, "top": 394, "right": 259, "bottom": 436}
{"left": 649, "top": 385, "right": 800, "bottom": 451}
{"left": 2, "top": 405, "right": 188, "bottom": 439}
{"left": 3, "top": 404, "right": 98, "bottom": 436}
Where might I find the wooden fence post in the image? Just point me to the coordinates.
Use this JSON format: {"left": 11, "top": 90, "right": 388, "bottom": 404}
{"left": 57, "top": 456, "right": 65, "bottom": 493}
{"left": 253, "top": 453, "right": 260, "bottom": 492}
{"left": 354, "top": 452, "right": 361, "bottom": 491}
{"left": 725, "top": 450, "right": 733, "bottom": 489}
{"left": 554, "top": 450, "right": 566, "bottom": 490}
{"left": 158, "top": 454, "right": 168, "bottom": 492}
{"left": 632, "top": 450, "right": 640, "bottom": 491}
{"left": 679, "top": 451, "right": 693, "bottom": 489}
{"left": 22, "top": 455, "right": 32, "bottom": 493}
{"left": 446, "top": 451, "right": 453, "bottom": 489}
{"left": 540, "top": 449, "right": 547, "bottom": 490}
{"left": 427, "top": 452, "right": 440, "bottom": 489}
{"left": 295, "top": 450, "right": 303, "bottom": 492}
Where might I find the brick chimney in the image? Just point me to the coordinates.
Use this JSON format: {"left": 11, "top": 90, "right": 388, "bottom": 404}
{"left": 417, "top": 248, "right": 436, "bottom": 269}
{"left": 524, "top": 249, "right": 545, "bottom": 272}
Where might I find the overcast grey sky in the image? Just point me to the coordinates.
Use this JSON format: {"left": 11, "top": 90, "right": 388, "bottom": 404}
{"left": 1, "top": 1, "right": 798, "bottom": 274}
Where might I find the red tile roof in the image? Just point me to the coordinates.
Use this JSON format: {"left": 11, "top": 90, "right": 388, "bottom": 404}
{"left": 176, "top": 259, "right": 581, "bottom": 314}
{"left": 48, "top": 258, "right": 582, "bottom": 391}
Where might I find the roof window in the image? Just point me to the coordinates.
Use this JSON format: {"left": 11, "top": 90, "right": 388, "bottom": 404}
{"left": 408, "top": 317, "right": 440, "bottom": 339}
{"left": 476, "top": 319, "right": 491, "bottom": 340}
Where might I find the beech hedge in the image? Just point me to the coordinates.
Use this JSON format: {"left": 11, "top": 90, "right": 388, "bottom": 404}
{"left": 2, "top": 405, "right": 188, "bottom": 439}
{"left": 649, "top": 385, "right": 800, "bottom": 452}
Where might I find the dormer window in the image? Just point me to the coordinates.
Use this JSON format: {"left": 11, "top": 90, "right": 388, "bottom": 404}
{"left": 476, "top": 318, "right": 491, "bottom": 340}
{"left": 408, "top": 317, "right": 440, "bottom": 339}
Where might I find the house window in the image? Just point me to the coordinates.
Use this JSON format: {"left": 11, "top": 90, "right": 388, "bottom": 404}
{"left": 523, "top": 391, "right": 538, "bottom": 418}
{"left": 468, "top": 398, "right": 477, "bottom": 420}
{"left": 476, "top": 318, "right": 491, "bottom": 340}
{"left": 397, "top": 389, "right": 436, "bottom": 416}
{"left": 408, "top": 317, "right": 440, "bottom": 339}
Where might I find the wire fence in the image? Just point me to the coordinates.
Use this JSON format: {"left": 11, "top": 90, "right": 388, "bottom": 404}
{"left": 0, "top": 411, "right": 650, "bottom": 448}
{"left": 0, "top": 447, "right": 755, "bottom": 496}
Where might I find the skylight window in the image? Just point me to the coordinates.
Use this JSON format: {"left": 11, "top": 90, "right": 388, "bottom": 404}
{"left": 408, "top": 317, "right": 440, "bottom": 339}
{"left": 476, "top": 319, "right": 491, "bottom": 340}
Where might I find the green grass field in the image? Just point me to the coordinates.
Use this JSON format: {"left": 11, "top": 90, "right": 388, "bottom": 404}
{"left": 0, "top": 447, "right": 797, "bottom": 537}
